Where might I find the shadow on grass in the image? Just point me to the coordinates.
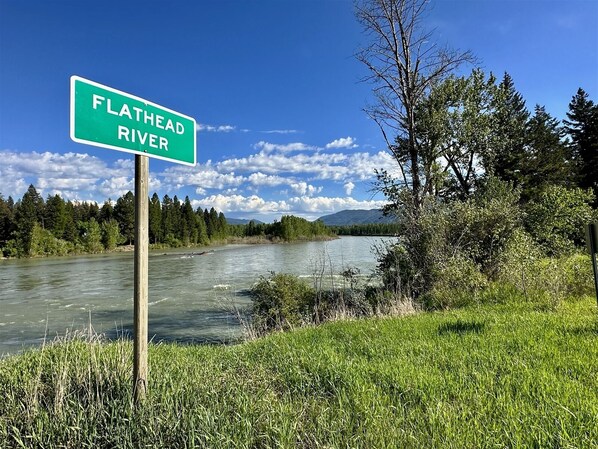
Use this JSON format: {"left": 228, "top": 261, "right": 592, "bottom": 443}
{"left": 438, "top": 319, "right": 486, "bottom": 336}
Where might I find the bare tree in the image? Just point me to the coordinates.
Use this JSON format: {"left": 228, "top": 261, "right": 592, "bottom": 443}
{"left": 355, "top": 0, "right": 475, "bottom": 211}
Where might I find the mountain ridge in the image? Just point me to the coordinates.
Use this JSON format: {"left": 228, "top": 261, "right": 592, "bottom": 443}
{"left": 317, "top": 209, "right": 394, "bottom": 226}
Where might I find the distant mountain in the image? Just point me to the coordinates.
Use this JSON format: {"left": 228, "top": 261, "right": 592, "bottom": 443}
{"left": 317, "top": 209, "right": 394, "bottom": 226}
{"left": 226, "top": 217, "right": 264, "bottom": 225}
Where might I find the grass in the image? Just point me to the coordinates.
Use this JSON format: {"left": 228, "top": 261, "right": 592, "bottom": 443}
{"left": 1, "top": 298, "right": 597, "bottom": 448}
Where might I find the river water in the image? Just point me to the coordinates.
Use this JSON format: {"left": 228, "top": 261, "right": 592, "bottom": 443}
{"left": 0, "top": 237, "right": 390, "bottom": 356}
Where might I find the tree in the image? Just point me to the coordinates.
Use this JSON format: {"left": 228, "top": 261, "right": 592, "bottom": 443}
{"left": 101, "top": 219, "right": 122, "bottom": 250}
{"left": 114, "top": 191, "right": 135, "bottom": 244}
{"left": 78, "top": 218, "right": 103, "bottom": 253}
{"left": 490, "top": 72, "right": 529, "bottom": 184}
{"left": 564, "top": 88, "right": 598, "bottom": 203}
{"left": 356, "top": 0, "right": 474, "bottom": 212}
{"left": 149, "top": 193, "right": 162, "bottom": 244}
{"left": 14, "top": 185, "right": 44, "bottom": 255}
{"left": 414, "top": 70, "right": 497, "bottom": 198}
{"left": 161, "top": 195, "right": 175, "bottom": 242}
{"left": 520, "top": 105, "right": 573, "bottom": 202}
{"left": 99, "top": 199, "right": 114, "bottom": 223}
{"left": 0, "top": 195, "right": 15, "bottom": 245}
{"left": 44, "top": 194, "right": 68, "bottom": 239}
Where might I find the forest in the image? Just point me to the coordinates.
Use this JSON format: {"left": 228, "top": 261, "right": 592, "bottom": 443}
{"left": 0, "top": 190, "right": 332, "bottom": 258}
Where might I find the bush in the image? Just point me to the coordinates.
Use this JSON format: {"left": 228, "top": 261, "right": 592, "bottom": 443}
{"left": 525, "top": 185, "right": 596, "bottom": 256}
{"left": 421, "top": 254, "right": 488, "bottom": 310}
{"left": 497, "top": 230, "right": 595, "bottom": 308}
{"left": 250, "top": 273, "right": 315, "bottom": 333}
{"left": 377, "top": 178, "right": 521, "bottom": 308}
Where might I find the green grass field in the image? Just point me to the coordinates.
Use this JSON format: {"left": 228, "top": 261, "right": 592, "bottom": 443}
{"left": 1, "top": 298, "right": 597, "bottom": 448}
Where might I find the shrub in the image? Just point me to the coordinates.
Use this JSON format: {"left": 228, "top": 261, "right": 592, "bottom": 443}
{"left": 250, "top": 273, "right": 315, "bottom": 334}
{"left": 377, "top": 177, "right": 521, "bottom": 308}
{"left": 421, "top": 254, "right": 488, "bottom": 310}
{"left": 525, "top": 185, "right": 596, "bottom": 256}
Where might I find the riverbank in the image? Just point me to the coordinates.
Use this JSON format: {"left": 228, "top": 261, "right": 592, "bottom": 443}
{"left": 0, "top": 234, "right": 340, "bottom": 260}
{"left": 1, "top": 298, "right": 596, "bottom": 448}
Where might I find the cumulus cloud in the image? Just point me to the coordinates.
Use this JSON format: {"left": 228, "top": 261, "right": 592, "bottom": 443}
{"left": 161, "top": 163, "right": 245, "bottom": 191}
{"left": 190, "top": 192, "right": 386, "bottom": 218}
{"left": 325, "top": 136, "right": 358, "bottom": 149}
{"left": 0, "top": 150, "right": 130, "bottom": 200}
{"left": 191, "top": 194, "right": 290, "bottom": 214}
{"left": 344, "top": 181, "right": 355, "bottom": 195}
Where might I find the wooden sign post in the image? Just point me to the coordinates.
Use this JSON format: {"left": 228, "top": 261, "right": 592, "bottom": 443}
{"left": 587, "top": 223, "right": 598, "bottom": 307}
{"left": 134, "top": 155, "right": 149, "bottom": 402}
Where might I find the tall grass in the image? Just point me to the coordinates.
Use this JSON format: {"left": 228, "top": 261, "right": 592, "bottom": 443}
{"left": 1, "top": 298, "right": 597, "bottom": 448}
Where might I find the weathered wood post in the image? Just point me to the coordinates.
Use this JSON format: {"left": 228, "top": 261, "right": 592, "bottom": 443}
{"left": 134, "top": 154, "right": 149, "bottom": 402}
{"left": 587, "top": 223, "right": 598, "bottom": 307}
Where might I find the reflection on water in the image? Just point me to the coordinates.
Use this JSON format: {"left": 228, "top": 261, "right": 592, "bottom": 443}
{"left": 0, "top": 236, "right": 391, "bottom": 356}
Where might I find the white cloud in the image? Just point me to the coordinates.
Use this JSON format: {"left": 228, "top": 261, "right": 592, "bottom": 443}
{"left": 247, "top": 172, "right": 287, "bottom": 187}
{"left": 344, "top": 181, "right": 355, "bottom": 195}
{"left": 196, "top": 123, "right": 237, "bottom": 133}
{"left": 253, "top": 141, "right": 315, "bottom": 153}
{"left": 161, "top": 164, "right": 245, "bottom": 190}
{"left": 191, "top": 194, "right": 290, "bottom": 214}
{"left": 0, "top": 150, "right": 130, "bottom": 199}
{"left": 325, "top": 136, "right": 358, "bottom": 149}
{"left": 262, "top": 129, "right": 300, "bottom": 134}
{"left": 289, "top": 181, "right": 322, "bottom": 196}
{"left": 288, "top": 196, "right": 387, "bottom": 213}
{"left": 190, "top": 192, "right": 387, "bottom": 220}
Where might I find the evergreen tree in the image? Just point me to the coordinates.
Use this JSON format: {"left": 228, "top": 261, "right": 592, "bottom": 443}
{"left": 114, "top": 191, "right": 135, "bottom": 244}
{"left": 204, "top": 208, "right": 214, "bottom": 238}
{"left": 44, "top": 194, "right": 68, "bottom": 239}
{"left": 99, "top": 199, "right": 114, "bottom": 223}
{"left": 14, "top": 185, "right": 44, "bottom": 255}
{"left": 63, "top": 201, "right": 77, "bottom": 242}
{"left": 521, "top": 105, "right": 573, "bottom": 201}
{"left": 181, "top": 196, "right": 195, "bottom": 245}
{"left": 161, "top": 195, "right": 174, "bottom": 243}
{"left": 0, "top": 195, "right": 15, "bottom": 245}
{"left": 171, "top": 196, "right": 183, "bottom": 241}
{"left": 564, "top": 88, "right": 598, "bottom": 203}
{"left": 149, "top": 193, "right": 162, "bottom": 244}
{"left": 491, "top": 72, "right": 529, "bottom": 184}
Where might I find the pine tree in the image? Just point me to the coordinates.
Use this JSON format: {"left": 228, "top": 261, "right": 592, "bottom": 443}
{"left": 114, "top": 191, "right": 135, "bottom": 244}
{"left": 0, "top": 195, "right": 15, "bottom": 245}
{"left": 161, "top": 195, "right": 174, "bottom": 243}
{"left": 564, "top": 88, "right": 598, "bottom": 203}
{"left": 14, "top": 185, "right": 44, "bottom": 255}
{"left": 45, "top": 194, "right": 68, "bottom": 239}
{"left": 521, "top": 105, "right": 573, "bottom": 201}
{"left": 491, "top": 72, "right": 529, "bottom": 185}
{"left": 99, "top": 199, "right": 114, "bottom": 223}
{"left": 149, "top": 193, "right": 162, "bottom": 244}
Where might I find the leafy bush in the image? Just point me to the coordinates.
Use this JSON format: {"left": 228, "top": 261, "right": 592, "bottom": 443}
{"left": 377, "top": 178, "right": 522, "bottom": 308}
{"left": 421, "top": 254, "right": 488, "bottom": 310}
{"left": 497, "top": 230, "right": 595, "bottom": 308}
{"left": 525, "top": 185, "right": 596, "bottom": 256}
{"left": 250, "top": 273, "right": 315, "bottom": 333}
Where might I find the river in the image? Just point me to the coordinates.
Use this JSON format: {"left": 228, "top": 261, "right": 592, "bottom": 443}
{"left": 0, "top": 236, "right": 391, "bottom": 356}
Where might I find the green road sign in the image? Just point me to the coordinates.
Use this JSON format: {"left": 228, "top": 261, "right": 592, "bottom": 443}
{"left": 70, "top": 76, "right": 196, "bottom": 166}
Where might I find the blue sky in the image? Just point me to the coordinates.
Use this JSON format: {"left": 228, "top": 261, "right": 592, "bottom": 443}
{"left": 1, "top": 0, "right": 596, "bottom": 221}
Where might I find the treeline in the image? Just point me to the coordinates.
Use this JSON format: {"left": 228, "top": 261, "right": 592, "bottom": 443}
{"left": 330, "top": 223, "right": 401, "bottom": 236}
{"left": 239, "top": 215, "right": 333, "bottom": 241}
{"left": 0, "top": 188, "right": 334, "bottom": 258}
